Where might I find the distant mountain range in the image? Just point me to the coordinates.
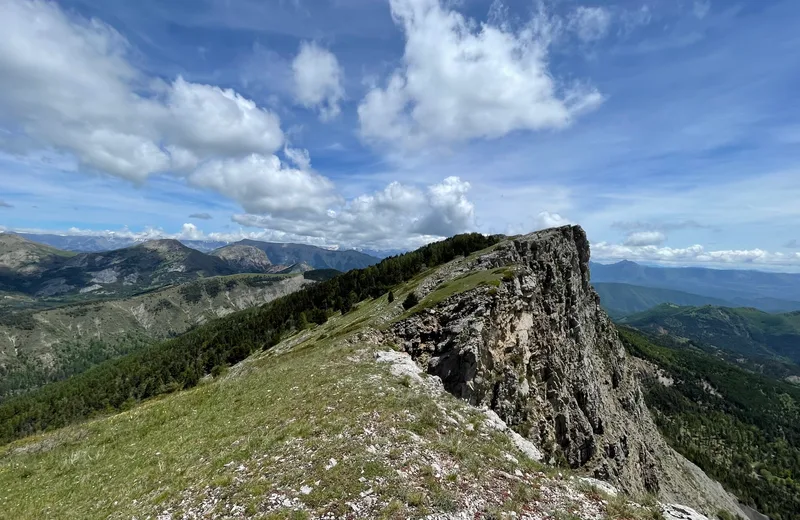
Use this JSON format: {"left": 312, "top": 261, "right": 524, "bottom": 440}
{"left": 16, "top": 232, "right": 228, "bottom": 253}
{"left": 593, "top": 283, "right": 732, "bottom": 317}
{"left": 0, "top": 233, "right": 377, "bottom": 301}
{"left": 16, "top": 232, "right": 384, "bottom": 267}
{"left": 591, "top": 260, "right": 800, "bottom": 313}
{"left": 0, "top": 234, "right": 351, "bottom": 302}
{"left": 233, "top": 239, "right": 378, "bottom": 272}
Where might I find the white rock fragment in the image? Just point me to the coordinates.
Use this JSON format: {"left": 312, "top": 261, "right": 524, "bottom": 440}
{"left": 579, "top": 477, "right": 619, "bottom": 497}
{"left": 661, "top": 503, "right": 712, "bottom": 520}
{"left": 483, "top": 408, "right": 543, "bottom": 461}
{"left": 374, "top": 350, "right": 444, "bottom": 393}
{"left": 300, "top": 485, "right": 313, "bottom": 495}
{"left": 503, "top": 452, "right": 519, "bottom": 465}
{"left": 325, "top": 458, "right": 338, "bottom": 470}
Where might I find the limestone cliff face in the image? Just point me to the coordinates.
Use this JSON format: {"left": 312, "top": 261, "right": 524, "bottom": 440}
{"left": 388, "top": 226, "right": 742, "bottom": 516}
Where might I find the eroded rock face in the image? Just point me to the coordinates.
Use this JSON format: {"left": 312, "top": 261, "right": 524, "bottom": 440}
{"left": 388, "top": 226, "right": 742, "bottom": 516}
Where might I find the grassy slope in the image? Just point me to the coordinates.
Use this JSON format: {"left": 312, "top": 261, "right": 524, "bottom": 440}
{"left": 623, "top": 304, "right": 800, "bottom": 364}
{"left": 0, "top": 293, "right": 535, "bottom": 519}
{"left": 0, "top": 260, "right": 664, "bottom": 520}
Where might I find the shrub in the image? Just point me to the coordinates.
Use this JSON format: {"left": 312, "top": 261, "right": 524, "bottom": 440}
{"left": 402, "top": 292, "right": 419, "bottom": 310}
{"left": 388, "top": 290, "right": 395, "bottom": 303}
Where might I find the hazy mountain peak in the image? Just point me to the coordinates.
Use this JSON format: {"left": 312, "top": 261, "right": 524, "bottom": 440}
{"left": 137, "top": 238, "right": 192, "bottom": 253}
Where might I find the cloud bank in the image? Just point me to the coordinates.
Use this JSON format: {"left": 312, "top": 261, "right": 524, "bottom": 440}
{"left": 593, "top": 242, "right": 800, "bottom": 270}
{"left": 0, "top": 0, "right": 475, "bottom": 250}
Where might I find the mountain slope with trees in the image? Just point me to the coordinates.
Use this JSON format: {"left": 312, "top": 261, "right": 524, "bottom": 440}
{"left": 623, "top": 304, "right": 800, "bottom": 364}
{"left": 621, "top": 328, "right": 800, "bottom": 519}
{"left": 0, "top": 273, "right": 312, "bottom": 400}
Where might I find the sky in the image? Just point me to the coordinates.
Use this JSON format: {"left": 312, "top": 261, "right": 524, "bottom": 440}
{"left": 1, "top": 0, "right": 800, "bottom": 270}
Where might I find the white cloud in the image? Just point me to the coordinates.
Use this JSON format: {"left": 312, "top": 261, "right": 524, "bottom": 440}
{"left": 592, "top": 242, "right": 800, "bottom": 270}
{"left": 164, "top": 77, "right": 284, "bottom": 158}
{"left": 0, "top": 200, "right": 13, "bottom": 208}
{"left": 533, "top": 211, "right": 573, "bottom": 230}
{"left": 283, "top": 146, "right": 312, "bottom": 170}
{"left": 188, "top": 212, "right": 212, "bottom": 220}
{"left": 233, "top": 176, "right": 476, "bottom": 250}
{"left": 619, "top": 5, "right": 652, "bottom": 34}
{"left": 179, "top": 223, "right": 205, "bottom": 240}
{"left": 292, "top": 41, "right": 344, "bottom": 121}
{"left": 358, "top": 0, "right": 603, "bottom": 149}
{"left": 0, "top": 0, "right": 284, "bottom": 183}
{"left": 188, "top": 154, "right": 338, "bottom": 218}
{"left": 570, "top": 7, "right": 611, "bottom": 42}
{"left": 623, "top": 230, "right": 666, "bottom": 246}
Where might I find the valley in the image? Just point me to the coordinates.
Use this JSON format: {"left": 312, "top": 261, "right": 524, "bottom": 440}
{"left": 0, "top": 273, "right": 315, "bottom": 400}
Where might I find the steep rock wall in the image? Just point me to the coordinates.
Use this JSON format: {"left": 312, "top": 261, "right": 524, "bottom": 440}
{"left": 388, "top": 226, "right": 742, "bottom": 516}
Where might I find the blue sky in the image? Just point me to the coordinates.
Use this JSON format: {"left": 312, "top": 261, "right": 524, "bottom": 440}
{"left": 1, "top": 0, "right": 799, "bottom": 270}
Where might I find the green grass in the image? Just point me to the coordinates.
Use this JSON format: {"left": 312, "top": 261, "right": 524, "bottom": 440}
{"left": 0, "top": 292, "right": 538, "bottom": 519}
{"left": 396, "top": 267, "right": 512, "bottom": 320}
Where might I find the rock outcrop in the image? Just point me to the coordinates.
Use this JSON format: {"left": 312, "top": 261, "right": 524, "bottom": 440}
{"left": 211, "top": 244, "right": 273, "bottom": 272}
{"left": 388, "top": 226, "right": 743, "bottom": 517}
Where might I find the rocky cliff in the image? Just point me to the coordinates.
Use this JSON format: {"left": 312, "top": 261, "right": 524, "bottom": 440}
{"left": 387, "top": 226, "right": 743, "bottom": 516}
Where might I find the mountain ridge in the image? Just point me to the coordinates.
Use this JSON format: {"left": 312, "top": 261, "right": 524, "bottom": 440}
{"left": 0, "top": 227, "right": 747, "bottom": 518}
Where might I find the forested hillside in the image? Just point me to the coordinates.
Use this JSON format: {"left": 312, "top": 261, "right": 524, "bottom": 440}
{"left": 0, "top": 233, "right": 499, "bottom": 445}
{"left": 0, "top": 273, "right": 311, "bottom": 400}
{"left": 621, "top": 328, "right": 800, "bottom": 519}
{"left": 624, "top": 304, "right": 800, "bottom": 364}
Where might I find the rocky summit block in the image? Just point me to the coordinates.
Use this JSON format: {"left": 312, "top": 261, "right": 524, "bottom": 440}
{"left": 388, "top": 225, "right": 744, "bottom": 516}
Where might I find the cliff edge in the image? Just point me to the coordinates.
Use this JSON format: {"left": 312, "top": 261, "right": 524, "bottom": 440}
{"left": 388, "top": 226, "right": 743, "bottom": 516}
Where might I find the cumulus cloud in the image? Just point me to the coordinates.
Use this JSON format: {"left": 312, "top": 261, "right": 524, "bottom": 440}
{"left": 592, "top": 242, "right": 800, "bottom": 270}
{"left": 164, "top": 77, "right": 284, "bottom": 158}
{"left": 570, "top": 7, "right": 611, "bottom": 42}
{"left": 188, "top": 154, "right": 338, "bottom": 218}
{"left": 233, "top": 176, "right": 475, "bottom": 250}
{"left": 623, "top": 230, "right": 666, "bottom": 246}
{"left": 292, "top": 41, "right": 344, "bottom": 121}
{"left": 188, "top": 213, "right": 212, "bottom": 220}
{"left": 179, "top": 223, "right": 205, "bottom": 240}
{"left": 0, "top": 200, "right": 12, "bottom": 208}
{"left": 358, "top": 0, "right": 603, "bottom": 149}
{"left": 532, "top": 211, "right": 573, "bottom": 230}
{"left": 0, "top": 0, "right": 283, "bottom": 182}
